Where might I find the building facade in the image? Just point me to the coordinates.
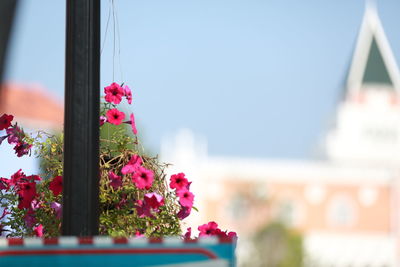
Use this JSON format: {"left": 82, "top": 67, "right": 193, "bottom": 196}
{"left": 161, "top": 7, "right": 400, "bottom": 267}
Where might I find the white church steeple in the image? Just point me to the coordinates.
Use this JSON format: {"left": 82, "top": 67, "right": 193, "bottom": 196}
{"left": 326, "top": 5, "right": 400, "bottom": 165}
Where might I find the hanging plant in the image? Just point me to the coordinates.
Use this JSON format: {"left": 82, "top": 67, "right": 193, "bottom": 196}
{"left": 0, "top": 82, "right": 236, "bottom": 241}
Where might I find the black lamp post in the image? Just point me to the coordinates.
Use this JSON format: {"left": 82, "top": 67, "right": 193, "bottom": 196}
{"left": 62, "top": 0, "right": 101, "bottom": 236}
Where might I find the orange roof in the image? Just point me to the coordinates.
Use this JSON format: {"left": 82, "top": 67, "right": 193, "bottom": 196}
{"left": 0, "top": 83, "right": 63, "bottom": 131}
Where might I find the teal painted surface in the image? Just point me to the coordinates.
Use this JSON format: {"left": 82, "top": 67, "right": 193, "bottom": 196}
{"left": 0, "top": 243, "right": 236, "bottom": 267}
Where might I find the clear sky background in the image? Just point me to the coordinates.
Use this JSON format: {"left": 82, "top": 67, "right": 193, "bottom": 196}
{"left": 4, "top": 0, "right": 400, "bottom": 159}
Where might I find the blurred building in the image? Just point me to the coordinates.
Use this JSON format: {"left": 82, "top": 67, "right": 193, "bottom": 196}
{"left": 0, "top": 83, "right": 63, "bottom": 131}
{"left": 0, "top": 83, "right": 63, "bottom": 177}
{"left": 161, "top": 7, "right": 400, "bottom": 267}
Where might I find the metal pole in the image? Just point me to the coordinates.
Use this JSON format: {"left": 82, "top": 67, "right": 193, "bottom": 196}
{"left": 63, "top": 0, "right": 100, "bottom": 236}
{"left": 0, "top": 0, "right": 18, "bottom": 104}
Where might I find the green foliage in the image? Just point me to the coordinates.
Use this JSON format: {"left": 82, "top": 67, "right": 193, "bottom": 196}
{"left": 243, "top": 222, "right": 303, "bottom": 267}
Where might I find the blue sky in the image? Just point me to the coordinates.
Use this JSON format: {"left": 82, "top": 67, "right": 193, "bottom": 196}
{"left": 4, "top": 0, "right": 400, "bottom": 160}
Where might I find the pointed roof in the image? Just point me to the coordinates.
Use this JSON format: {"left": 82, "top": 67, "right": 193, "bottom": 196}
{"left": 346, "top": 5, "right": 400, "bottom": 94}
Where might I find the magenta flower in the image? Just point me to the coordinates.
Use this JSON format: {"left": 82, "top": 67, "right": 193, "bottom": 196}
{"left": 104, "top": 82, "right": 124, "bottom": 104}
{"left": 198, "top": 221, "right": 219, "bottom": 237}
{"left": 135, "top": 200, "right": 153, "bottom": 218}
{"left": 183, "top": 227, "right": 192, "bottom": 239}
{"left": 177, "top": 206, "right": 191, "bottom": 220}
{"left": 123, "top": 113, "right": 137, "bottom": 135}
{"left": 14, "top": 142, "right": 32, "bottom": 157}
{"left": 30, "top": 199, "right": 42, "bottom": 211}
{"left": 99, "top": 116, "right": 107, "bottom": 126}
{"left": 132, "top": 166, "right": 154, "bottom": 190}
{"left": 0, "top": 114, "right": 13, "bottom": 130}
{"left": 24, "top": 212, "right": 36, "bottom": 228}
{"left": 135, "top": 230, "right": 144, "bottom": 238}
{"left": 144, "top": 192, "right": 164, "bottom": 211}
{"left": 49, "top": 176, "right": 63, "bottom": 197}
{"left": 6, "top": 126, "right": 21, "bottom": 145}
{"left": 50, "top": 202, "right": 62, "bottom": 219}
{"left": 170, "top": 173, "right": 189, "bottom": 190}
{"left": 106, "top": 108, "right": 125, "bottom": 125}
{"left": 108, "top": 171, "right": 122, "bottom": 189}
{"left": 123, "top": 85, "right": 132, "bottom": 104}
{"left": 227, "top": 231, "right": 238, "bottom": 239}
{"left": 121, "top": 154, "right": 142, "bottom": 175}
{"left": 33, "top": 224, "right": 43, "bottom": 237}
{"left": 177, "top": 188, "right": 194, "bottom": 208}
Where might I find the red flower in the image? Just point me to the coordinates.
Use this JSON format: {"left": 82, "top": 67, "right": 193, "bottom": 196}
{"left": 10, "top": 169, "right": 25, "bottom": 186}
{"left": 177, "top": 188, "right": 194, "bottom": 208}
{"left": 104, "top": 82, "right": 124, "bottom": 104}
{"left": 108, "top": 171, "right": 122, "bottom": 189}
{"left": 106, "top": 108, "right": 125, "bottom": 125}
{"left": 13, "top": 142, "right": 32, "bottom": 157}
{"left": 123, "top": 85, "right": 132, "bottom": 104}
{"left": 33, "top": 224, "right": 43, "bottom": 237}
{"left": 121, "top": 154, "right": 142, "bottom": 175}
{"left": 132, "top": 166, "right": 154, "bottom": 190}
{"left": 144, "top": 192, "right": 164, "bottom": 211}
{"left": 198, "top": 221, "right": 219, "bottom": 237}
{"left": 0, "top": 114, "right": 13, "bottom": 130}
{"left": 17, "top": 182, "right": 37, "bottom": 209}
{"left": 49, "top": 176, "right": 63, "bottom": 196}
{"left": 170, "top": 173, "right": 189, "bottom": 190}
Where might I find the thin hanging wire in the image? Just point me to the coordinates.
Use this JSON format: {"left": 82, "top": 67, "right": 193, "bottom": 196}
{"left": 115, "top": 4, "right": 124, "bottom": 83}
{"left": 112, "top": 0, "right": 116, "bottom": 82}
{"left": 100, "top": 2, "right": 111, "bottom": 55}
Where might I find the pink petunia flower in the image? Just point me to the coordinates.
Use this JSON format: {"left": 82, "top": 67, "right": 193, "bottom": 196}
{"left": 108, "top": 171, "right": 122, "bottom": 189}
{"left": 49, "top": 176, "right": 63, "bottom": 197}
{"left": 169, "top": 173, "right": 189, "bottom": 190}
{"left": 33, "top": 224, "right": 44, "bottom": 237}
{"left": 198, "top": 221, "right": 219, "bottom": 237}
{"left": 135, "top": 200, "right": 153, "bottom": 218}
{"left": 177, "top": 206, "right": 191, "bottom": 220}
{"left": 0, "top": 114, "right": 13, "bottom": 130}
{"left": 106, "top": 108, "right": 125, "bottom": 125}
{"left": 121, "top": 154, "right": 142, "bottom": 175}
{"left": 144, "top": 192, "right": 164, "bottom": 211}
{"left": 123, "top": 85, "right": 132, "bottom": 104}
{"left": 135, "top": 230, "right": 144, "bottom": 238}
{"left": 183, "top": 227, "right": 192, "bottom": 239}
{"left": 6, "top": 126, "right": 21, "bottom": 145}
{"left": 132, "top": 166, "right": 154, "bottom": 190}
{"left": 177, "top": 188, "right": 194, "bottom": 208}
{"left": 100, "top": 116, "right": 107, "bottom": 126}
{"left": 50, "top": 202, "right": 62, "bottom": 219}
{"left": 104, "top": 82, "right": 124, "bottom": 104}
{"left": 123, "top": 113, "right": 137, "bottom": 135}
